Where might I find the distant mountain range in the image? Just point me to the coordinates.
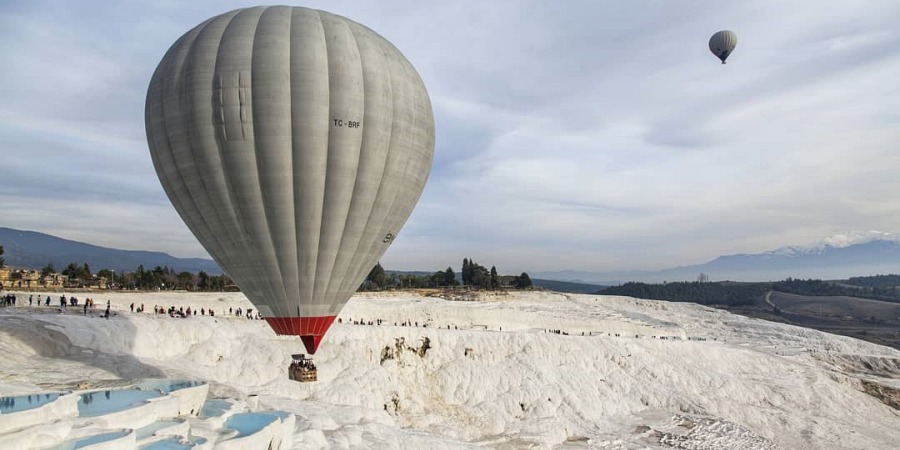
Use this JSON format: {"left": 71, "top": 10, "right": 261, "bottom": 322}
{"left": 0, "top": 227, "right": 222, "bottom": 275}
{"left": 0, "top": 227, "right": 607, "bottom": 293}
{"left": 3, "top": 227, "right": 899, "bottom": 286}
{"left": 534, "top": 232, "right": 900, "bottom": 284}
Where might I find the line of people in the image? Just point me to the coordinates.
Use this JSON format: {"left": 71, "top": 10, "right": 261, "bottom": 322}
{"left": 152, "top": 305, "right": 216, "bottom": 318}
{"left": 227, "top": 307, "right": 261, "bottom": 320}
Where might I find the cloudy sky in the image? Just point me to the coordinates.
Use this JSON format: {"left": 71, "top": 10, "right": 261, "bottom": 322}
{"left": 2, "top": 1, "right": 899, "bottom": 274}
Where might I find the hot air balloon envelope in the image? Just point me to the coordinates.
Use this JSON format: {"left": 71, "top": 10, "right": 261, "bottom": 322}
{"left": 145, "top": 6, "right": 435, "bottom": 355}
{"left": 709, "top": 30, "right": 738, "bottom": 64}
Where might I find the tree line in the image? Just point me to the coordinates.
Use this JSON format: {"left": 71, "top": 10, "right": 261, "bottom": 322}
{"left": 362, "top": 258, "right": 532, "bottom": 290}
{"left": 599, "top": 281, "right": 766, "bottom": 306}
{"left": 8, "top": 256, "right": 533, "bottom": 293}
{"left": 37, "top": 262, "right": 234, "bottom": 291}
{"left": 598, "top": 276, "right": 900, "bottom": 306}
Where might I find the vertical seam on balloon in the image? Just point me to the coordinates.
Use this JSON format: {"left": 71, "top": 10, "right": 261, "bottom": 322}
{"left": 233, "top": 7, "right": 280, "bottom": 321}
{"left": 211, "top": 10, "right": 267, "bottom": 302}
{"left": 252, "top": 6, "right": 290, "bottom": 324}
{"left": 325, "top": 21, "right": 370, "bottom": 299}
{"left": 335, "top": 34, "right": 393, "bottom": 295}
{"left": 210, "top": 11, "right": 252, "bottom": 298}
{"left": 210, "top": 13, "right": 269, "bottom": 303}
{"left": 317, "top": 11, "right": 345, "bottom": 314}
{"left": 183, "top": 17, "right": 247, "bottom": 281}
{"left": 290, "top": 8, "right": 316, "bottom": 327}
{"left": 363, "top": 58, "right": 423, "bottom": 290}
{"left": 281, "top": 5, "right": 294, "bottom": 325}
{"left": 154, "top": 18, "right": 237, "bottom": 297}
{"left": 311, "top": 8, "right": 331, "bottom": 317}
{"left": 397, "top": 60, "right": 433, "bottom": 227}
{"left": 339, "top": 40, "right": 405, "bottom": 295}
{"left": 293, "top": 8, "right": 327, "bottom": 333}
{"left": 246, "top": 6, "right": 279, "bottom": 323}
{"left": 317, "top": 11, "right": 361, "bottom": 319}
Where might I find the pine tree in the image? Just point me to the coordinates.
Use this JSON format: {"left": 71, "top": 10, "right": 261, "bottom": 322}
{"left": 490, "top": 266, "right": 500, "bottom": 289}
{"left": 514, "top": 272, "right": 532, "bottom": 288}
{"left": 367, "top": 262, "right": 387, "bottom": 289}
{"left": 462, "top": 258, "right": 470, "bottom": 285}
{"left": 443, "top": 267, "right": 457, "bottom": 286}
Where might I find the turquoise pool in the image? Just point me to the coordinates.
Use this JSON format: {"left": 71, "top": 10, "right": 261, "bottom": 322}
{"left": 138, "top": 436, "right": 193, "bottom": 450}
{"left": 136, "top": 379, "right": 206, "bottom": 394}
{"left": 223, "top": 411, "right": 291, "bottom": 438}
{"left": 199, "top": 398, "right": 232, "bottom": 418}
{"left": 0, "top": 392, "right": 65, "bottom": 414}
{"left": 77, "top": 389, "right": 162, "bottom": 417}
{"left": 48, "top": 429, "right": 130, "bottom": 449}
{"left": 134, "top": 419, "right": 183, "bottom": 440}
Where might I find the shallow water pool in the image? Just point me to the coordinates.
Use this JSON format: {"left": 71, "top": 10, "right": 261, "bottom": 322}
{"left": 77, "top": 389, "right": 162, "bottom": 417}
{"left": 199, "top": 398, "right": 232, "bottom": 418}
{"left": 135, "top": 418, "right": 183, "bottom": 440}
{"left": 138, "top": 436, "right": 193, "bottom": 450}
{"left": 47, "top": 429, "right": 130, "bottom": 449}
{"left": 137, "top": 379, "right": 206, "bottom": 394}
{"left": 0, "top": 392, "right": 65, "bottom": 414}
{"left": 223, "top": 411, "right": 291, "bottom": 438}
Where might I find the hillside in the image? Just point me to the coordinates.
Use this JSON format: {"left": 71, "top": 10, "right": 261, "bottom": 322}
{"left": 536, "top": 239, "right": 900, "bottom": 283}
{"left": 0, "top": 227, "right": 222, "bottom": 274}
{"left": 1, "top": 290, "right": 898, "bottom": 449}
{"left": 598, "top": 278, "right": 900, "bottom": 350}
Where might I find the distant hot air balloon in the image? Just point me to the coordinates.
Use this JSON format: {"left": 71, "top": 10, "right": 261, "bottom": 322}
{"left": 145, "top": 6, "right": 435, "bottom": 362}
{"left": 709, "top": 30, "right": 737, "bottom": 64}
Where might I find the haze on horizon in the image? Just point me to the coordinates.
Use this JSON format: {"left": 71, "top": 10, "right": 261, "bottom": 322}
{"left": 2, "top": 1, "right": 899, "bottom": 274}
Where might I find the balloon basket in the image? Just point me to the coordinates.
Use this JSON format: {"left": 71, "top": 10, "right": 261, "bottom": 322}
{"left": 289, "top": 354, "right": 317, "bottom": 383}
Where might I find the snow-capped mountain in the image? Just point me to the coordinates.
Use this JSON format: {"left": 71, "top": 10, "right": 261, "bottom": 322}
{"left": 820, "top": 230, "right": 900, "bottom": 248}
{"left": 537, "top": 232, "right": 900, "bottom": 284}
{"left": 766, "top": 231, "right": 900, "bottom": 257}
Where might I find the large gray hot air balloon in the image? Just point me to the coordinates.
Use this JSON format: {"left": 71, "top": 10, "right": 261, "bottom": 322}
{"left": 145, "top": 6, "right": 435, "bottom": 358}
{"left": 709, "top": 30, "right": 737, "bottom": 64}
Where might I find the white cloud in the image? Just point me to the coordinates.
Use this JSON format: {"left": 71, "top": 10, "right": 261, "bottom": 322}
{"left": 2, "top": 0, "right": 899, "bottom": 275}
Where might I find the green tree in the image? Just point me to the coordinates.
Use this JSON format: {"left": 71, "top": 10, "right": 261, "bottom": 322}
{"left": 151, "top": 266, "right": 167, "bottom": 289}
{"left": 41, "top": 263, "right": 55, "bottom": 277}
{"left": 136, "top": 265, "right": 146, "bottom": 289}
{"left": 443, "top": 267, "right": 457, "bottom": 286}
{"left": 490, "top": 266, "right": 500, "bottom": 290}
{"left": 97, "top": 269, "right": 114, "bottom": 287}
{"left": 197, "top": 271, "right": 210, "bottom": 290}
{"left": 177, "top": 271, "right": 194, "bottom": 290}
{"left": 367, "top": 262, "right": 387, "bottom": 289}
{"left": 62, "top": 263, "right": 80, "bottom": 280}
{"left": 0, "top": 245, "right": 4, "bottom": 267}
{"left": 514, "top": 272, "right": 533, "bottom": 289}
{"left": 471, "top": 264, "right": 491, "bottom": 289}
{"left": 462, "top": 258, "right": 492, "bottom": 289}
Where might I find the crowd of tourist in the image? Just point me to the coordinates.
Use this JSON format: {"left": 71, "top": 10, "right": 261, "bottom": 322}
{"left": 0, "top": 292, "right": 269, "bottom": 323}
{"left": 4, "top": 291, "right": 713, "bottom": 343}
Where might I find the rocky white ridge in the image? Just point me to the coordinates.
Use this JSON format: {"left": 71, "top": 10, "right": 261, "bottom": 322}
{"left": 0, "top": 290, "right": 898, "bottom": 449}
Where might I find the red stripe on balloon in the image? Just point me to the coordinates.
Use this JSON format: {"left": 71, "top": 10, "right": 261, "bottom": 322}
{"left": 265, "top": 316, "right": 336, "bottom": 354}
